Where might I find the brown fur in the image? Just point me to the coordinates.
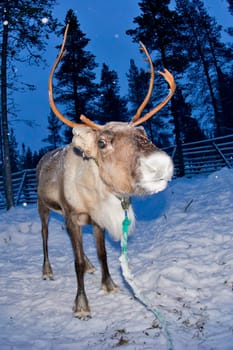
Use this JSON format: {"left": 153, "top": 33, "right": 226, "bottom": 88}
{"left": 37, "top": 122, "right": 173, "bottom": 319}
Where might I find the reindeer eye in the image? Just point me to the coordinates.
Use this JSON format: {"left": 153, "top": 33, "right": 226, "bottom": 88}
{"left": 98, "top": 139, "right": 106, "bottom": 149}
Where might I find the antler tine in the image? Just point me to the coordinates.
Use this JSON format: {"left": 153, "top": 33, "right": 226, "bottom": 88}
{"left": 131, "top": 41, "right": 155, "bottom": 123}
{"left": 80, "top": 114, "right": 102, "bottom": 129}
{"left": 132, "top": 68, "right": 176, "bottom": 127}
{"left": 48, "top": 23, "right": 101, "bottom": 130}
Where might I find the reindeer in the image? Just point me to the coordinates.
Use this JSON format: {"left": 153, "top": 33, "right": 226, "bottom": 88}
{"left": 37, "top": 24, "right": 176, "bottom": 319}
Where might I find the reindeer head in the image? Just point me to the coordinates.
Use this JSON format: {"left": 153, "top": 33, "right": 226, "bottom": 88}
{"left": 48, "top": 24, "right": 176, "bottom": 196}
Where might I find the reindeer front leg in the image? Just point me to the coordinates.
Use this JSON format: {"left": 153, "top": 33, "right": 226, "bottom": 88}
{"left": 93, "top": 223, "right": 118, "bottom": 292}
{"left": 66, "top": 212, "right": 91, "bottom": 319}
{"left": 38, "top": 199, "right": 54, "bottom": 280}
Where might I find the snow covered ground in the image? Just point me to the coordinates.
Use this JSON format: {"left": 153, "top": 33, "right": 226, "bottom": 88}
{"left": 0, "top": 167, "right": 233, "bottom": 350}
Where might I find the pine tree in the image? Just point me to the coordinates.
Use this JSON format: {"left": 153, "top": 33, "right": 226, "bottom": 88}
{"left": 127, "top": 58, "right": 172, "bottom": 145}
{"left": 126, "top": 0, "right": 188, "bottom": 164}
{"left": 219, "top": 68, "right": 233, "bottom": 134}
{"left": 32, "top": 148, "right": 47, "bottom": 168}
{"left": 127, "top": 59, "right": 149, "bottom": 112}
{"left": 127, "top": 0, "right": 233, "bottom": 142}
{"left": 19, "top": 144, "right": 47, "bottom": 171}
{"left": 20, "top": 144, "right": 33, "bottom": 170}
{"left": 96, "top": 63, "right": 129, "bottom": 124}
{"left": 0, "top": 0, "right": 58, "bottom": 209}
{"left": 126, "top": 0, "right": 187, "bottom": 71}
{"left": 42, "top": 110, "right": 63, "bottom": 150}
{"left": 54, "top": 9, "right": 98, "bottom": 143}
{"left": 9, "top": 128, "right": 19, "bottom": 173}
{"left": 175, "top": 0, "right": 233, "bottom": 136}
{"left": 173, "top": 89, "right": 205, "bottom": 143}
{"left": 226, "top": 0, "right": 233, "bottom": 15}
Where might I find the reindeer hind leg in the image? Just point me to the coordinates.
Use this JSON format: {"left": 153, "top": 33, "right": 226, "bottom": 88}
{"left": 83, "top": 254, "right": 95, "bottom": 274}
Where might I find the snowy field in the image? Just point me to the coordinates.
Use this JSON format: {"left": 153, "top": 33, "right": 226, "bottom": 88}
{"left": 0, "top": 167, "right": 233, "bottom": 350}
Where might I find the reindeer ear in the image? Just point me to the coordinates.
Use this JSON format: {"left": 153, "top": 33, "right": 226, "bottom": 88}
{"left": 72, "top": 126, "right": 97, "bottom": 158}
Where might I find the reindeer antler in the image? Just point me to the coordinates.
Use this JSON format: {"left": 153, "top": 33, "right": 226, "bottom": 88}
{"left": 130, "top": 44, "right": 176, "bottom": 127}
{"left": 49, "top": 24, "right": 176, "bottom": 130}
{"left": 131, "top": 42, "right": 155, "bottom": 123}
{"left": 48, "top": 24, "right": 101, "bottom": 130}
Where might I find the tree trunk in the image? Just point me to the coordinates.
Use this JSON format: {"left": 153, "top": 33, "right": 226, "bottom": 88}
{"left": 171, "top": 98, "right": 185, "bottom": 177}
{"left": 1, "top": 19, "right": 14, "bottom": 209}
{"left": 196, "top": 45, "right": 222, "bottom": 135}
{"left": 185, "top": 10, "right": 222, "bottom": 136}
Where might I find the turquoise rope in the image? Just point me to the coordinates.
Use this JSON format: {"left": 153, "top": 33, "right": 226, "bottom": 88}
{"left": 120, "top": 210, "right": 174, "bottom": 350}
{"left": 121, "top": 211, "right": 131, "bottom": 256}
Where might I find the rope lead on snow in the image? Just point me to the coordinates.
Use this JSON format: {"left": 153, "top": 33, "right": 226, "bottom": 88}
{"left": 119, "top": 203, "right": 174, "bottom": 350}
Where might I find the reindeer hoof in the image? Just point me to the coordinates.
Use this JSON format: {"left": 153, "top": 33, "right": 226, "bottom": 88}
{"left": 101, "top": 277, "right": 119, "bottom": 293}
{"left": 85, "top": 262, "right": 96, "bottom": 274}
{"left": 42, "top": 263, "right": 54, "bottom": 280}
{"left": 73, "top": 309, "right": 92, "bottom": 320}
{"left": 42, "top": 272, "right": 54, "bottom": 280}
{"left": 73, "top": 294, "right": 91, "bottom": 320}
{"left": 73, "top": 305, "right": 92, "bottom": 320}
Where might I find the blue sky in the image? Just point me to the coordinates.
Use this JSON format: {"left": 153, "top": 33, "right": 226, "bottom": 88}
{"left": 12, "top": 0, "right": 232, "bottom": 152}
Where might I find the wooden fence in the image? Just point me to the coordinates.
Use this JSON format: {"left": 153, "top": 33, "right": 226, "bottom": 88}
{"left": 165, "top": 133, "right": 233, "bottom": 178}
{"left": 0, "top": 168, "right": 37, "bottom": 210}
{"left": 0, "top": 134, "right": 233, "bottom": 210}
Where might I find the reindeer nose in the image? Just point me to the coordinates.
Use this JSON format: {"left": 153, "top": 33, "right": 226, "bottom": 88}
{"left": 138, "top": 151, "right": 173, "bottom": 194}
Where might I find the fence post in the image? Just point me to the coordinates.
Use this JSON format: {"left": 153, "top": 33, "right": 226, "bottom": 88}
{"left": 212, "top": 142, "right": 232, "bottom": 168}
{"left": 15, "top": 170, "right": 27, "bottom": 205}
{"left": 176, "top": 141, "right": 185, "bottom": 177}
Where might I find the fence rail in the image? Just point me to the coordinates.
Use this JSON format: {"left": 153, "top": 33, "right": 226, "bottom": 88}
{"left": 0, "top": 134, "right": 233, "bottom": 210}
{"left": 0, "top": 168, "right": 37, "bottom": 210}
{"left": 165, "top": 134, "right": 233, "bottom": 178}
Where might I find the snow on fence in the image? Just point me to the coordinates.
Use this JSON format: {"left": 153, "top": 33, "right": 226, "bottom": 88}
{"left": 0, "top": 134, "right": 233, "bottom": 210}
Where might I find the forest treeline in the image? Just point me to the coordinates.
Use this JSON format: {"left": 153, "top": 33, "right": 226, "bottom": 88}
{"left": 1, "top": 0, "right": 233, "bottom": 208}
